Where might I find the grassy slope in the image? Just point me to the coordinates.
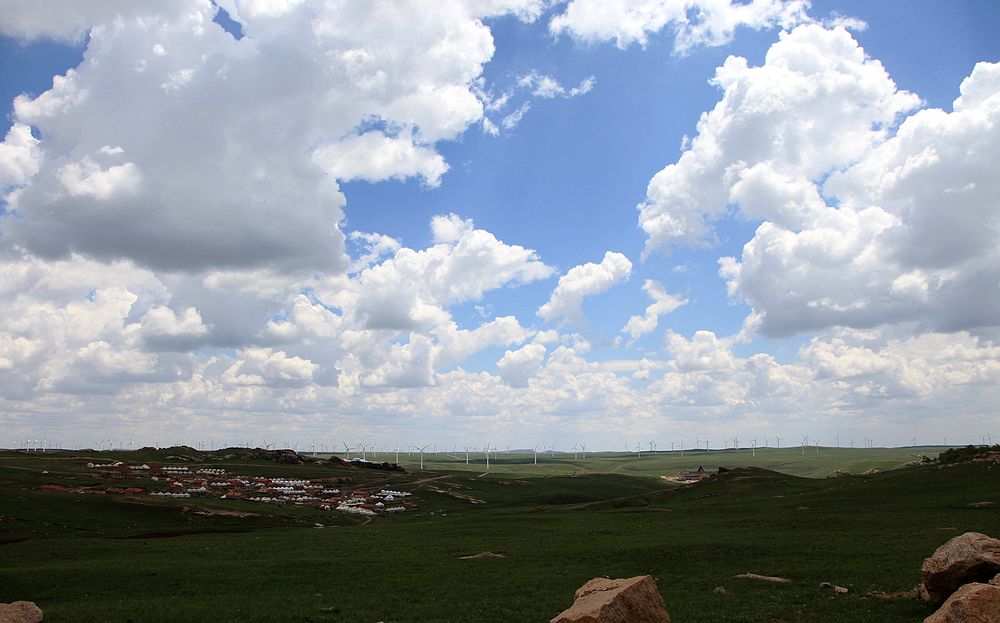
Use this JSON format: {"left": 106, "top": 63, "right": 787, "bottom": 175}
{"left": 1, "top": 449, "right": 998, "bottom": 622}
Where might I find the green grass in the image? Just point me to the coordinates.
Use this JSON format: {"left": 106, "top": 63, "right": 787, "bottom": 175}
{"left": 377, "top": 446, "right": 944, "bottom": 479}
{"left": 1, "top": 448, "right": 998, "bottom": 622}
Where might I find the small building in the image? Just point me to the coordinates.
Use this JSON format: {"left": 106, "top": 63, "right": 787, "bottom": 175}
{"left": 677, "top": 465, "right": 712, "bottom": 482}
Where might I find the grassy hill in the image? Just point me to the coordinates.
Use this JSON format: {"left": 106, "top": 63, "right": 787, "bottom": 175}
{"left": 1, "top": 447, "right": 998, "bottom": 622}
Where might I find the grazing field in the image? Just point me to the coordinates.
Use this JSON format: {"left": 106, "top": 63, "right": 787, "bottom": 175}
{"left": 375, "top": 446, "right": 945, "bottom": 479}
{"left": 1, "top": 447, "right": 998, "bottom": 622}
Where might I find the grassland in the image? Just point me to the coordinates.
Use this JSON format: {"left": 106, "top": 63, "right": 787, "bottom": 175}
{"left": 374, "top": 445, "right": 944, "bottom": 479}
{"left": 1, "top": 446, "right": 998, "bottom": 622}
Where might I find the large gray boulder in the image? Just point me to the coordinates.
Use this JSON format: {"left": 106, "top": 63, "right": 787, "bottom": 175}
{"left": 921, "top": 532, "right": 1000, "bottom": 603}
{"left": 0, "top": 601, "right": 43, "bottom": 623}
{"left": 550, "top": 575, "right": 670, "bottom": 623}
{"left": 924, "top": 582, "right": 1000, "bottom": 623}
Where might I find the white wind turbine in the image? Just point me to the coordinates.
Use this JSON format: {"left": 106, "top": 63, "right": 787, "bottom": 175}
{"left": 649, "top": 440, "right": 657, "bottom": 454}
{"left": 801, "top": 434, "right": 809, "bottom": 456}
{"left": 463, "top": 445, "right": 471, "bottom": 464}
{"left": 533, "top": 444, "right": 540, "bottom": 465}
{"left": 414, "top": 444, "right": 430, "bottom": 470}
{"left": 775, "top": 436, "right": 781, "bottom": 449}
{"left": 483, "top": 443, "right": 493, "bottom": 471}
{"left": 751, "top": 438, "right": 757, "bottom": 457}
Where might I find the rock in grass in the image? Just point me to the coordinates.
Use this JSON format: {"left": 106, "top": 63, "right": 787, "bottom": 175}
{"left": 0, "top": 601, "right": 43, "bottom": 623}
{"left": 921, "top": 532, "right": 1000, "bottom": 603}
{"left": 550, "top": 576, "right": 670, "bottom": 623}
{"left": 923, "top": 583, "right": 1000, "bottom": 623}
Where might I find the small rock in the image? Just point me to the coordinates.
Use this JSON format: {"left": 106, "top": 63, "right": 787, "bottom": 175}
{"left": 923, "top": 582, "right": 1000, "bottom": 623}
{"left": 991, "top": 574, "right": 1000, "bottom": 587}
{"left": 921, "top": 532, "right": 1000, "bottom": 603}
{"left": 834, "top": 586, "right": 849, "bottom": 594}
{"left": 713, "top": 586, "right": 728, "bottom": 595}
{"left": 0, "top": 601, "right": 43, "bottom": 623}
{"left": 551, "top": 576, "right": 670, "bottom": 623}
{"left": 820, "top": 582, "right": 832, "bottom": 589}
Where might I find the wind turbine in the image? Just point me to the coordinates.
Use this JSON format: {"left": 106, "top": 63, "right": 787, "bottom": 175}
{"left": 414, "top": 444, "right": 430, "bottom": 470}
{"left": 751, "top": 438, "right": 757, "bottom": 457}
{"left": 801, "top": 434, "right": 809, "bottom": 456}
{"left": 775, "top": 436, "right": 780, "bottom": 449}
{"left": 814, "top": 439, "right": 821, "bottom": 454}
{"left": 648, "top": 440, "right": 657, "bottom": 454}
{"left": 733, "top": 437, "right": 739, "bottom": 452}
{"left": 483, "top": 443, "right": 493, "bottom": 471}
{"left": 341, "top": 441, "right": 353, "bottom": 457}
{"left": 463, "top": 445, "right": 471, "bottom": 464}
{"left": 533, "top": 444, "right": 540, "bottom": 465}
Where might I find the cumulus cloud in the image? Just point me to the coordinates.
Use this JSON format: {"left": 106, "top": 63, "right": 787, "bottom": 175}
{"left": 497, "top": 342, "right": 547, "bottom": 387}
{"left": 716, "top": 54, "right": 1000, "bottom": 336}
{"left": 312, "top": 131, "right": 449, "bottom": 187}
{"left": 348, "top": 214, "right": 553, "bottom": 331}
{"left": 0, "top": 1, "right": 530, "bottom": 272}
{"left": 549, "top": 0, "right": 809, "bottom": 53}
{"left": 638, "top": 24, "right": 919, "bottom": 255}
{"left": 623, "top": 279, "right": 687, "bottom": 339}
{"left": 538, "top": 251, "right": 632, "bottom": 325}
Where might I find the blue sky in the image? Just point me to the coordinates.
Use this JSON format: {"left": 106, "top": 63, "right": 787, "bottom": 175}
{"left": 1, "top": 1, "right": 998, "bottom": 450}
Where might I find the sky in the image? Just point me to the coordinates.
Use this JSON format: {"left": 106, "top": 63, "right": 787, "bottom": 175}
{"left": 0, "top": 0, "right": 998, "bottom": 451}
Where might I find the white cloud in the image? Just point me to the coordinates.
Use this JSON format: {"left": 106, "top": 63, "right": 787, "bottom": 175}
{"left": 638, "top": 24, "right": 920, "bottom": 256}
{"left": 538, "top": 251, "right": 632, "bottom": 325}
{"left": 222, "top": 347, "right": 318, "bottom": 388}
{"left": 719, "top": 57, "right": 1000, "bottom": 336}
{"left": 497, "top": 342, "right": 546, "bottom": 387}
{"left": 56, "top": 158, "right": 142, "bottom": 200}
{"left": 517, "top": 72, "right": 597, "bottom": 98}
{"left": 0, "top": 1, "right": 529, "bottom": 273}
{"left": 549, "top": 0, "right": 809, "bottom": 53}
{"left": 140, "top": 306, "right": 211, "bottom": 351}
{"left": 349, "top": 214, "right": 553, "bottom": 331}
{"left": 0, "top": 124, "right": 41, "bottom": 189}
{"left": 312, "top": 131, "right": 449, "bottom": 187}
{"left": 0, "top": 0, "right": 198, "bottom": 41}
{"left": 623, "top": 279, "right": 687, "bottom": 339}
{"left": 434, "top": 316, "right": 533, "bottom": 368}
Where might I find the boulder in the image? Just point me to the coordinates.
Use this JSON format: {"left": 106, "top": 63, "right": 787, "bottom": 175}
{"left": 921, "top": 532, "right": 1000, "bottom": 603}
{"left": 0, "top": 601, "right": 43, "bottom": 623}
{"left": 550, "top": 576, "right": 670, "bottom": 623}
{"left": 924, "top": 583, "right": 1000, "bottom": 623}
